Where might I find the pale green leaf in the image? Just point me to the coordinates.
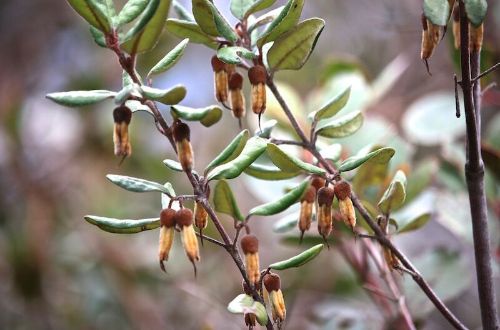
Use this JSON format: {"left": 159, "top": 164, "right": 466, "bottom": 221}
{"left": 84, "top": 215, "right": 160, "bottom": 234}
{"left": 46, "top": 90, "right": 115, "bottom": 107}
{"left": 213, "top": 180, "right": 244, "bottom": 221}
{"left": 148, "top": 38, "right": 190, "bottom": 77}
{"left": 315, "top": 111, "right": 363, "bottom": 138}
{"left": 269, "top": 243, "right": 323, "bottom": 270}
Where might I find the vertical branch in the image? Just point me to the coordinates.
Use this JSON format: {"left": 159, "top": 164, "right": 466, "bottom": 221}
{"left": 458, "top": 2, "right": 500, "bottom": 329}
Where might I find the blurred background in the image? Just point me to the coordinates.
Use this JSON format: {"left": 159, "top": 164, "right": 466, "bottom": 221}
{"left": 0, "top": 0, "right": 499, "bottom": 329}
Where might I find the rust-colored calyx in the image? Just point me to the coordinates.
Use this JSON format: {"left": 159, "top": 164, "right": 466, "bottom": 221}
{"left": 240, "top": 234, "right": 259, "bottom": 254}
{"left": 160, "top": 208, "right": 176, "bottom": 228}
{"left": 248, "top": 65, "right": 267, "bottom": 85}
{"left": 228, "top": 72, "right": 244, "bottom": 90}
{"left": 310, "top": 175, "right": 326, "bottom": 191}
{"left": 173, "top": 121, "right": 190, "bottom": 142}
{"left": 317, "top": 186, "right": 334, "bottom": 206}
{"left": 263, "top": 273, "right": 281, "bottom": 292}
{"left": 113, "top": 106, "right": 132, "bottom": 124}
{"left": 175, "top": 208, "right": 193, "bottom": 227}
{"left": 211, "top": 55, "right": 226, "bottom": 72}
{"left": 301, "top": 186, "right": 316, "bottom": 203}
{"left": 334, "top": 180, "right": 351, "bottom": 200}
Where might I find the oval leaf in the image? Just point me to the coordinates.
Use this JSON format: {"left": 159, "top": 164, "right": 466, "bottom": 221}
{"left": 173, "top": 0, "right": 194, "bottom": 21}
{"left": 205, "top": 130, "right": 250, "bottom": 173}
{"left": 165, "top": 19, "right": 217, "bottom": 48}
{"left": 148, "top": 38, "right": 190, "bottom": 77}
{"left": 378, "top": 170, "right": 407, "bottom": 214}
{"left": 163, "top": 159, "right": 183, "bottom": 172}
{"left": 217, "top": 46, "right": 256, "bottom": 65}
{"left": 397, "top": 213, "right": 431, "bottom": 234}
{"left": 315, "top": 110, "right": 363, "bottom": 138}
{"left": 255, "top": 119, "right": 277, "bottom": 138}
{"left": 141, "top": 85, "right": 186, "bottom": 105}
{"left": 245, "top": 163, "right": 300, "bottom": 181}
{"left": 46, "top": 90, "right": 116, "bottom": 107}
{"left": 170, "top": 104, "right": 222, "bottom": 127}
{"left": 309, "top": 86, "right": 351, "bottom": 121}
{"left": 192, "top": 0, "right": 220, "bottom": 36}
{"left": 106, "top": 174, "right": 173, "bottom": 194}
{"left": 121, "top": 0, "right": 171, "bottom": 54}
{"left": 84, "top": 215, "right": 160, "bottom": 233}
{"left": 257, "top": 0, "right": 304, "bottom": 47}
{"left": 267, "top": 18, "right": 325, "bottom": 72}
{"left": 266, "top": 144, "right": 326, "bottom": 175}
{"left": 213, "top": 180, "right": 244, "bottom": 221}
{"left": 207, "top": 137, "right": 267, "bottom": 180}
{"left": 231, "top": 0, "right": 277, "bottom": 20}
{"left": 209, "top": 3, "right": 238, "bottom": 42}
{"left": 423, "top": 0, "right": 451, "bottom": 26}
{"left": 67, "top": 0, "right": 111, "bottom": 32}
{"left": 248, "top": 180, "right": 309, "bottom": 216}
{"left": 464, "top": 0, "right": 488, "bottom": 27}
{"left": 161, "top": 182, "right": 177, "bottom": 209}
{"left": 338, "top": 147, "right": 395, "bottom": 172}
{"left": 269, "top": 243, "right": 324, "bottom": 270}
{"left": 116, "top": 0, "right": 149, "bottom": 26}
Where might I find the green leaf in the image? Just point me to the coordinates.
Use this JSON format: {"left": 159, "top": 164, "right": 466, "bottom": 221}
{"left": 192, "top": 0, "right": 219, "bottom": 36}
{"left": 84, "top": 215, "right": 160, "bottom": 233}
{"left": 209, "top": 3, "right": 239, "bottom": 42}
{"left": 114, "top": 83, "right": 142, "bottom": 105}
{"left": 338, "top": 147, "right": 395, "bottom": 172}
{"left": 230, "top": 0, "right": 277, "bottom": 20}
{"left": 352, "top": 145, "right": 391, "bottom": 193}
{"left": 121, "top": 0, "right": 171, "bottom": 54}
{"left": 253, "top": 301, "right": 268, "bottom": 326}
{"left": 141, "top": 85, "right": 186, "bottom": 105}
{"left": 89, "top": 26, "right": 107, "bottom": 47}
{"left": 205, "top": 130, "right": 250, "bottom": 173}
{"left": 464, "top": 0, "right": 488, "bottom": 26}
{"left": 227, "top": 294, "right": 253, "bottom": 313}
{"left": 267, "top": 18, "right": 325, "bottom": 72}
{"left": 213, "top": 180, "right": 244, "bottom": 221}
{"left": 116, "top": 0, "right": 149, "bottom": 26}
{"left": 245, "top": 163, "right": 300, "bottom": 180}
{"left": 255, "top": 119, "right": 277, "bottom": 138}
{"left": 257, "top": 0, "right": 304, "bottom": 47}
{"left": 309, "top": 86, "right": 351, "bottom": 121}
{"left": 248, "top": 180, "right": 309, "bottom": 216}
{"left": 147, "top": 38, "right": 190, "bottom": 77}
{"left": 269, "top": 243, "right": 324, "bottom": 270}
{"left": 161, "top": 182, "right": 177, "bottom": 209}
{"left": 217, "top": 46, "right": 256, "bottom": 65}
{"left": 207, "top": 137, "right": 267, "bottom": 180}
{"left": 66, "top": 0, "right": 111, "bottom": 32}
{"left": 423, "top": 0, "right": 451, "bottom": 26}
{"left": 315, "top": 110, "right": 363, "bottom": 138}
{"left": 46, "top": 90, "right": 115, "bottom": 107}
{"left": 125, "top": 100, "right": 153, "bottom": 116}
{"left": 165, "top": 19, "right": 217, "bottom": 49}
{"left": 378, "top": 170, "right": 407, "bottom": 214}
{"left": 272, "top": 212, "right": 299, "bottom": 233}
{"left": 173, "top": 0, "right": 194, "bottom": 21}
{"left": 170, "top": 104, "right": 222, "bottom": 127}
{"left": 106, "top": 174, "right": 173, "bottom": 194}
{"left": 397, "top": 213, "right": 431, "bottom": 234}
{"left": 163, "top": 159, "right": 183, "bottom": 172}
{"left": 248, "top": 6, "right": 285, "bottom": 33}
{"left": 266, "top": 144, "right": 326, "bottom": 175}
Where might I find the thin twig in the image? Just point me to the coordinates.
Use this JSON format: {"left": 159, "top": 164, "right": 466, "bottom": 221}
{"left": 194, "top": 231, "right": 226, "bottom": 248}
{"left": 458, "top": 2, "right": 499, "bottom": 328}
{"left": 471, "top": 62, "right": 500, "bottom": 84}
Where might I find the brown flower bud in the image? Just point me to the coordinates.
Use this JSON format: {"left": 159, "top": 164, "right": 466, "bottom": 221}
{"left": 241, "top": 235, "right": 260, "bottom": 285}
{"left": 113, "top": 106, "right": 132, "bottom": 158}
{"left": 317, "top": 186, "right": 334, "bottom": 238}
{"left": 339, "top": 197, "right": 356, "bottom": 231}
{"left": 334, "top": 180, "right": 351, "bottom": 201}
{"left": 173, "top": 121, "right": 194, "bottom": 172}
{"left": 194, "top": 202, "right": 208, "bottom": 230}
{"left": 176, "top": 208, "right": 200, "bottom": 275}
{"left": 158, "top": 208, "right": 176, "bottom": 272}
{"left": 244, "top": 312, "right": 257, "bottom": 327}
{"left": 229, "top": 72, "right": 246, "bottom": 119}
{"left": 310, "top": 175, "right": 326, "bottom": 191}
{"left": 211, "top": 55, "right": 228, "bottom": 103}
{"left": 298, "top": 186, "right": 316, "bottom": 239}
{"left": 263, "top": 273, "right": 286, "bottom": 323}
{"left": 469, "top": 23, "right": 483, "bottom": 52}
{"left": 248, "top": 65, "right": 267, "bottom": 115}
